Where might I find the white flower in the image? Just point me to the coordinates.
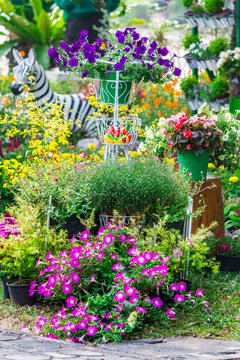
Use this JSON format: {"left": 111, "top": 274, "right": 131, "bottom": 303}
{"left": 145, "top": 129, "right": 154, "bottom": 139}
{"left": 189, "top": 43, "right": 196, "bottom": 50}
{"left": 158, "top": 117, "right": 166, "bottom": 127}
{"left": 222, "top": 134, "right": 229, "bottom": 141}
{"left": 225, "top": 113, "right": 232, "bottom": 122}
{"left": 138, "top": 142, "right": 147, "bottom": 152}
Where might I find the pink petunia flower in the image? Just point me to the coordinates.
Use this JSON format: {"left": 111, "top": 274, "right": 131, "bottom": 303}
{"left": 195, "top": 289, "right": 203, "bottom": 297}
{"left": 166, "top": 308, "right": 176, "bottom": 319}
{"left": 66, "top": 296, "right": 77, "bottom": 308}
{"left": 62, "top": 283, "right": 72, "bottom": 294}
{"left": 169, "top": 283, "right": 179, "bottom": 291}
{"left": 114, "top": 291, "right": 126, "bottom": 303}
{"left": 80, "top": 230, "right": 89, "bottom": 241}
{"left": 178, "top": 281, "right": 187, "bottom": 291}
{"left": 174, "top": 294, "right": 185, "bottom": 302}
{"left": 152, "top": 297, "right": 163, "bottom": 308}
{"left": 103, "top": 233, "right": 115, "bottom": 246}
{"left": 136, "top": 307, "right": 146, "bottom": 313}
{"left": 36, "top": 317, "right": 47, "bottom": 327}
{"left": 129, "top": 295, "right": 139, "bottom": 304}
{"left": 78, "top": 320, "right": 87, "bottom": 329}
{"left": 86, "top": 325, "right": 98, "bottom": 336}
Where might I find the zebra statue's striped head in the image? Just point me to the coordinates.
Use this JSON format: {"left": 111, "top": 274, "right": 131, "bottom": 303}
{"left": 11, "top": 48, "right": 38, "bottom": 95}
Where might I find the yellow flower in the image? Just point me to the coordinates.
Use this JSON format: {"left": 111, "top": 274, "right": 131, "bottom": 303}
{"left": 8, "top": 169, "right": 15, "bottom": 176}
{"left": 218, "top": 165, "right": 225, "bottom": 171}
{"left": 3, "top": 183, "right": 7, "bottom": 188}
{"left": 229, "top": 176, "right": 239, "bottom": 183}
{"left": 208, "top": 163, "right": 215, "bottom": 169}
{"left": 10, "top": 159, "right": 19, "bottom": 169}
{"left": 98, "top": 150, "right": 104, "bottom": 155}
{"left": 131, "top": 151, "right": 139, "bottom": 158}
{"left": 3, "top": 160, "right": 10, "bottom": 166}
{"left": 88, "top": 143, "right": 96, "bottom": 150}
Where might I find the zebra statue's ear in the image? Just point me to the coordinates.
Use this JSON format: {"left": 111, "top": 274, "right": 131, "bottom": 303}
{"left": 12, "top": 48, "right": 23, "bottom": 64}
{"left": 28, "top": 48, "right": 37, "bottom": 66}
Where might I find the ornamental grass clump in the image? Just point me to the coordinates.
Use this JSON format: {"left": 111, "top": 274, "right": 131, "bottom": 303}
{"left": 31, "top": 223, "right": 207, "bottom": 343}
{"left": 163, "top": 112, "right": 222, "bottom": 156}
{"left": 48, "top": 28, "right": 181, "bottom": 83}
{"left": 87, "top": 158, "right": 190, "bottom": 218}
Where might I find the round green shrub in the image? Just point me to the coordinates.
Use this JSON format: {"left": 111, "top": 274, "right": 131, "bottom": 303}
{"left": 180, "top": 75, "right": 199, "bottom": 96}
{"left": 87, "top": 158, "right": 190, "bottom": 218}
{"left": 210, "top": 76, "right": 229, "bottom": 98}
{"left": 208, "top": 37, "right": 230, "bottom": 57}
{"left": 182, "top": 33, "right": 200, "bottom": 50}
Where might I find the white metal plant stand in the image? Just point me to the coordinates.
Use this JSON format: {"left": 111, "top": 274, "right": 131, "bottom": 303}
{"left": 89, "top": 60, "right": 141, "bottom": 162}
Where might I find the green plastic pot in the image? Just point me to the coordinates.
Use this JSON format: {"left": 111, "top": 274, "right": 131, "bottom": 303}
{"left": 177, "top": 149, "right": 209, "bottom": 181}
{"left": 99, "top": 72, "right": 132, "bottom": 105}
{"left": 229, "top": 96, "right": 240, "bottom": 114}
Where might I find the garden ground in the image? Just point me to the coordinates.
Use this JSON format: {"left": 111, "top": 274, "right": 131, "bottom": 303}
{"left": 1, "top": 272, "right": 240, "bottom": 342}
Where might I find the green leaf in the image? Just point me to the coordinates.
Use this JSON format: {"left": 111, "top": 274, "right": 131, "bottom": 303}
{"left": 37, "top": 10, "right": 51, "bottom": 44}
{"left": 0, "top": 40, "right": 19, "bottom": 58}
{"left": 29, "top": 0, "right": 43, "bottom": 22}
{"left": 34, "top": 44, "right": 50, "bottom": 70}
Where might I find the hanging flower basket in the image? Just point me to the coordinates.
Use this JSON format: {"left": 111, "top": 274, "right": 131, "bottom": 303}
{"left": 98, "top": 72, "right": 133, "bottom": 105}
{"left": 96, "top": 117, "right": 141, "bottom": 146}
{"left": 177, "top": 149, "right": 209, "bottom": 181}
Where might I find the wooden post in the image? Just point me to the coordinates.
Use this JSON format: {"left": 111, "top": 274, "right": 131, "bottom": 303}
{"left": 191, "top": 175, "right": 225, "bottom": 235}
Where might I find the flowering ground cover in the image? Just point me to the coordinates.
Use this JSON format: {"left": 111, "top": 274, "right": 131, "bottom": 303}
{"left": 0, "top": 272, "right": 240, "bottom": 341}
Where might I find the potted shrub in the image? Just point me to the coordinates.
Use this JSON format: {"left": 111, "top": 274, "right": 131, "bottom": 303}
{"left": 48, "top": 28, "right": 181, "bottom": 105}
{"left": 217, "top": 48, "right": 240, "bottom": 113}
{"left": 0, "top": 201, "right": 69, "bottom": 305}
{"left": 183, "top": 35, "right": 229, "bottom": 71}
{"left": 208, "top": 231, "right": 240, "bottom": 272}
{"left": 87, "top": 157, "right": 190, "bottom": 224}
{"left": 210, "top": 75, "right": 229, "bottom": 101}
{"left": 180, "top": 75, "right": 199, "bottom": 99}
{"left": 163, "top": 112, "right": 222, "bottom": 181}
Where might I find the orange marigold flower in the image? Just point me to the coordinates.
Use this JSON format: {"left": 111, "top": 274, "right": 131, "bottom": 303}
{"left": 19, "top": 51, "right": 25, "bottom": 57}
{"left": 10, "top": 76, "right": 15, "bottom": 81}
{"left": 143, "top": 103, "right": 151, "bottom": 110}
{"left": 154, "top": 98, "right": 161, "bottom": 107}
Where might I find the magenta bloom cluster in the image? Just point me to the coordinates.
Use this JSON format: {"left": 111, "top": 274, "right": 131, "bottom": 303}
{"left": 0, "top": 217, "right": 21, "bottom": 239}
{"left": 31, "top": 225, "right": 205, "bottom": 343}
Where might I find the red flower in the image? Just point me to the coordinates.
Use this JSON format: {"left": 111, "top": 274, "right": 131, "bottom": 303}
{"left": 54, "top": 178, "right": 59, "bottom": 182}
{"left": 34, "top": 189, "right": 38, "bottom": 192}
{"left": 183, "top": 130, "right": 192, "bottom": 139}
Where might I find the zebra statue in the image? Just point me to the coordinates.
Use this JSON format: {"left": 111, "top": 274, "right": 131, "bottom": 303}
{"left": 11, "top": 48, "right": 96, "bottom": 136}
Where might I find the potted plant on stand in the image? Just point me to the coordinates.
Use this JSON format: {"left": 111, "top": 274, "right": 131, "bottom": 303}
{"left": 87, "top": 157, "right": 191, "bottom": 229}
{"left": 163, "top": 112, "right": 222, "bottom": 181}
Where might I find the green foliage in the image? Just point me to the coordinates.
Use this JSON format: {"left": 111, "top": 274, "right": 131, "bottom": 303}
{"left": 210, "top": 75, "right": 229, "bottom": 98}
{"left": 182, "top": 33, "right": 200, "bottom": 50}
{"left": 208, "top": 37, "right": 230, "bottom": 57}
{"left": 191, "top": 4, "right": 204, "bottom": 14}
{"left": 87, "top": 158, "right": 190, "bottom": 219}
{"left": 0, "top": 198, "right": 69, "bottom": 281}
{"left": 224, "top": 197, "right": 240, "bottom": 230}
{"left": 0, "top": 0, "right": 64, "bottom": 68}
{"left": 142, "top": 220, "right": 219, "bottom": 277}
{"left": 180, "top": 75, "right": 198, "bottom": 97}
{"left": 181, "top": 0, "right": 194, "bottom": 7}
{"left": 204, "top": 0, "right": 225, "bottom": 14}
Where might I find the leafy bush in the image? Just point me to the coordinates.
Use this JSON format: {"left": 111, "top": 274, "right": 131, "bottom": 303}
{"left": 208, "top": 37, "right": 230, "bottom": 57}
{"left": 182, "top": 33, "right": 200, "bottom": 50}
{"left": 204, "top": 0, "right": 225, "bottom": 14}
{"left": 180, "top": 75, "right": 199, "bottom": 97}
{"left": 0, "top": 199, "right": 69, "bottom": 282}
{"left": 210, "top": 76, "right": 229, "bottom": 98}
{"left": 87, "top": 158, "right": 190, "bottom": 219}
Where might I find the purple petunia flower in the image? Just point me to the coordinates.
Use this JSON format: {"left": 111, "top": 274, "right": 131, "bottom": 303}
{"left": 173, "top": 67, "right": 181, "bottom": 76}
{"left": 68, "top": 57, "right": 78, "bottom": 67}
{"left": 48, "top": 47, "right": 59, "bottom": 59}
{"left": 114, "top": 62, "right": 124, "bottom": 71}
{"left": 158, "top": 47, "right": 169, "bottom": 56}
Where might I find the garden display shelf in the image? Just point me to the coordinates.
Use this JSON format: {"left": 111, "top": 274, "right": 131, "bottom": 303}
{"left": 187, "top": 97, "right": 229, "bottom": 112}
{"left": 184, "top": 10, "right": 235, "bottom": 29}
{"left": 184, "top": 55, "right": 218, "bottom": 71}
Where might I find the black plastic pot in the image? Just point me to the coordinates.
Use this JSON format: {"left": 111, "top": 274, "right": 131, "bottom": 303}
{"left": 217, "top": 254, "right": 240, "bottom": 272}
{"left": 6, "top": 280, "right": 35, "bottom": 306}
{"left": 1, "top": 278, "right": 10, "bottom": 299}
{"left": 166, "top": 220, "right": 184, "bottom": 236}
